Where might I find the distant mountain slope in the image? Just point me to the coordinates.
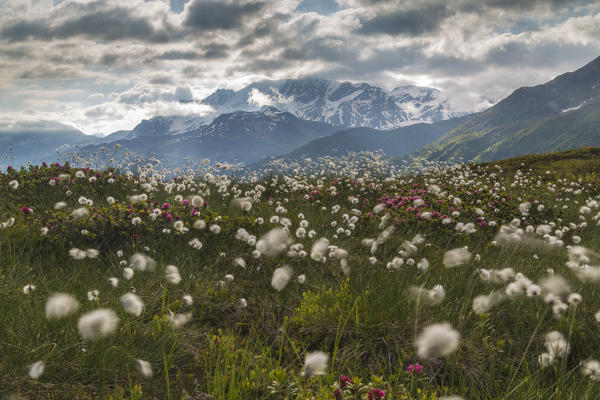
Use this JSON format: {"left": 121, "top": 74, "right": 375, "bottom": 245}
{"left": 0, "top": 121, "right": 98, "bottom": 167}
{"left": 418, "top": 55, "right": 600, "bottom": 162}
{"left": 103, "top": 115, "right": 208, "bottom": 142}
{"left": 251, "top": 113, "right": 474, "bottom": 168}
{"left": 81, "top": 108, "right": 338, "bottom": 164}
{"left": 202, "top": 77, "right": 465, "bottom": 129}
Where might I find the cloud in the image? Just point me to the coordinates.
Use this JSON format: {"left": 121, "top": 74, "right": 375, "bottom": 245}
{"left": 1, "top": 7, "right": 175, "bottom": 43}
{"left": 357, "top": 4, "right": 449, "bottom": 36}
{"left": 0, "top": 0, "right": 598, "bottom": 135}
{"left": 184, "top": 0, "right": 265, "bottom": 31}
{"left": 118, "top": 85, "right": 196, "bottom": 104}
{"left": 157, "top": 50, "right": 201, "bottom": 60}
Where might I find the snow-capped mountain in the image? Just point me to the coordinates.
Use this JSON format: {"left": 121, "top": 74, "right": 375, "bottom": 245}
{"left": 103, "top": 115, "right": 208, "bottom": 141}
{"left": 201, "top": 77, "right": 464, "bottom": 130}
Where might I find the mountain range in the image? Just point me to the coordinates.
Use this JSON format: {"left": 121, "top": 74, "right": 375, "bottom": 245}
{"left": 1, "top": 56, "right": 600, "bottom": 169}
{"left": 416, "top": 55, "right": 600, "bottom": 162}
{"left": 0, "top": 121, "right": 95, "bottom": 167}
{"left": 201, "top": 77, "right": 464, "bottom": 130}
{"left": 82, "top": 107, "right": 339, "bottom": 164}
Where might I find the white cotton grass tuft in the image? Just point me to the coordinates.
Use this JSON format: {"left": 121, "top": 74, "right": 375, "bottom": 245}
{"left": 28, "top": 360, "right": 45, "bottom": 379}
{"left": 77, "top": 309, "right": 120, "bottom": 340}
{"left": 87, "top": 290, "right": 100, "bottom": 301}
{"left": 129, "top": 253, "right": 157, "bottom": 272}
{"left": 194, "top": 219, "right": 207, "bottom": 230}
{"left": 191, "top": 195, "right": 204, "bottom": 208}
{"left": 120, "top": 293, "right": 144, "bottom": 316}
{"left": 231, "top": 197, "right": 253, "bottom": 211}
{"left": 415, "top": 322, "right": 460, "bottom": 359}
{"left": 54, "top": 201, "right": 67, "bottom": 209}
{"left": 539, "top": 331, "right": 571, "bottom": 367}
{"left": 182, "top": 294, "right": 193, "bottom": 306}
{"left": 123, "top": 267, "right": 134, "bottom": 280}
{"left": 310, "top": 238, "right": 329, "bottom": 262}
{"left": 71, "top": 207, "right": 89, "bottom": 218}
{"left": 168, "top": 311, "right": 192, "bottom": 328}
{"left": 372, "top": 203, "right": 386, "bottom": 214}
{"left": 472, "top": 291, "right": 505, "bottom": 314}
{"left": 582, "top": 359, "right": 600, "bottom": 381}
{"left": 233, "top": 257, "right": 247, "bottom": 269}
{"left": 539, "top": 275, "right": 571, "bottom": 297}
{"left": 255, "top": 228, "right": 292, "bottom": 257}
{"left": 23, "top": 284, "right": 36, "bottom": 294}
{"left": 301, "top": 351, "right": 329, "bottom": 378}
{"left": 45, "top": 293, "right": 80, "bottom": 319}
{"left": 85, "top": 249, "right": 99, "bottom": 258}
{"left": 271, "top": 265, "right": 293, "bottom": 291}
{"left": 136, "top": 359, "right": 153, "bottom": 379}
{"left": 443, "top": 248, "right": 472, "bottom": 267}
{"left": 408, "top": 285, "right": 446, "bottom": 305}
{"left": 8, "top": 180, "right": 19, "bottom": 190}
{"left": 165, "top": 265, "right": 182, "bottom": 284}
{"left": 189, "top": 238, "right": 203, "bottom": 250}
{"left": 69, "top": 248, "right": 87, "bottom": 260}
{"left": 417, "top": 258, "right": 429, "bottom": 272}
{"left": 545, "top": 331, "right": 570, "bottom": 358}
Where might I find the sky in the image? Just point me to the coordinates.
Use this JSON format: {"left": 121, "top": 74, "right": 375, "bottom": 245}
{"left": 0, "top": 0, "right": 598, "bottom": 135}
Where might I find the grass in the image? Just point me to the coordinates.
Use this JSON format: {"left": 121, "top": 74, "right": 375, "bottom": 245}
{"left": 1, "top": 149, "right": 600, "bottom": 399}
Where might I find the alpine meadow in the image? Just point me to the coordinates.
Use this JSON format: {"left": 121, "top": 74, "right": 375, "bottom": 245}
{"left": 2, "top": 1, "right": 600, "bottom": 399}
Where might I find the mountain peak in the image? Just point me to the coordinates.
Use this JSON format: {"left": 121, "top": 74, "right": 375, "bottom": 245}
{"left": 201, "top": 77, "right": 464, "bottom": 129}
{"left": 260, "top": 106, "right": 285, "bottom": 116}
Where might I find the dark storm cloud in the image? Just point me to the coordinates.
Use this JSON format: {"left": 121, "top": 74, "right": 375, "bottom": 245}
{"left": 357, "top": 4, "right": 450, "bottom": 35}
{"left": 184, "top": 0, "right": 265, "bottom": 31}
{"left": 1, "top": 8, "right": 173, "bottom": 43}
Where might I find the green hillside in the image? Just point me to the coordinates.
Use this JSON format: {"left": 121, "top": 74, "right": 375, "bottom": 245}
{"left": 418, "top": 56, "right": 600, "bottom": 162}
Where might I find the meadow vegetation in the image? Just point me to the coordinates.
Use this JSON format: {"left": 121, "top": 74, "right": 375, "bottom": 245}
{"left": 2, "top": 148, "right": 600, "bottom": 399}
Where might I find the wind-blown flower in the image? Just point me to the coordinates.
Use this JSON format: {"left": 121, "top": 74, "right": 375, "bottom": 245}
{"left": 256, "top": 228, "right": 291, "bottom": 257}
{"left": 301, "top": 351, "right": 329, "bottom": 378}
{"left": 45, "top": 293, "right": 80, "bottom": 319}
{"left": 271, "top": 265, "right": 293, "bottom": 291}
{"left": 443, "top": 248, "right": 472, "bottom": 267}
{"left": 165, "top": 265, "right": 181, "bottom": 284}
{"left": 77, "top": 309, "right": 120, "bottom": 340}
{"left": 120, "top": 293, "right": 144, "bottom": 316}
{"left": 129, "top": 253, "right": 156, "bottom": 272}
{"left": 310, "top": 238, "right": 329, "bottom": 262}
{"left": 136, "top": 359, "right": 153, "bottom": 379}
{"left": 415, "top": 323, "right": 460, "bottom": 359}
{"left": 28, "top": 361, "right": 44, "bottom": 379}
